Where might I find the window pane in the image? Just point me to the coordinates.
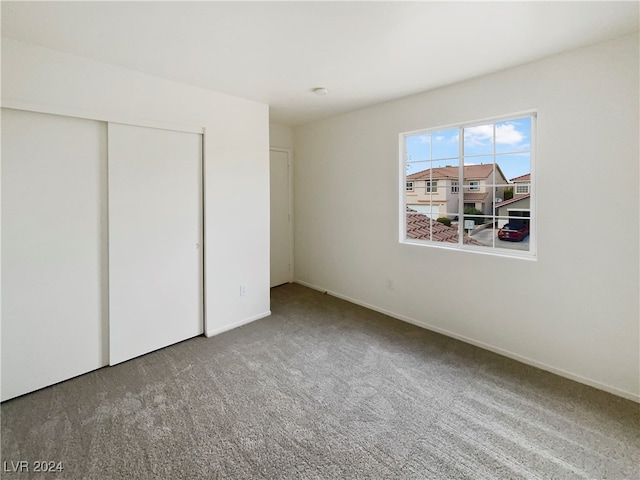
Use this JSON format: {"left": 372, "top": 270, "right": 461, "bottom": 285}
{"left": 461, "top": 160, "right": 504, "bottom": 220}
{"left": 431, "top": 129, "right": 459, "bottom": 160}
{"left": 496, "top": 215, "right": 531, "bottom": 252}
{"left": 461, "top": 215, "right": 488, "bottom": 246}
{"left": 463, "top": 157, "right": 496, "bottom": 192}
{"left": 406, "top": 210, "right": 460, "bottom": 244}
{"left": 496, "top": 153, "right": 531, "bottom": 184}
{"left": 406, "top": 157, "right": 461, "bottom": 220}
{"left": 406, "top": 133, "right": 431, "bottom": 162}
{"left": 406, "top": 210, "right": 432, "bottom": 241}
{"left": 495, "top": 118, "right": 531, "bottom": 155}
{"left": 464, "top": 124, "right": 494, "bottom": 156}
{"left": 463, "top": 215, "right": 495, "bottom": 248}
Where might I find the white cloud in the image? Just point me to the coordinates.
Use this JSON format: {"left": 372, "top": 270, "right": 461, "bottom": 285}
{"left": 464, "top": 123, "right": 525, "bottom": 146}
{"left": 464, "top": 125, "right": 493, "bottom": 145}
{"left": 418, "top": 135, "right": 430, "bottom": 144}
{"left": 495, "top": 123, "right": 524, "bottom": 145}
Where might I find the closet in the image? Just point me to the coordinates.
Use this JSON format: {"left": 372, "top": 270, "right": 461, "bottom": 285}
{"left": 1, "top": 109, "right": 204, "bottom": 401}
{"left": 108, "top": 123, "right": 203, "bottom": 365}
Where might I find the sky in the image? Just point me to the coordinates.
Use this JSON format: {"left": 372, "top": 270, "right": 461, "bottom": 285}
{"left": 405, "top": 117, "right": 532, "bottom": 181}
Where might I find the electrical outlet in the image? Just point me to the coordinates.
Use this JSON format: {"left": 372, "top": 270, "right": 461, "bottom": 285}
{"left": 240, "top": 285, "right": 247, "bottom": 296}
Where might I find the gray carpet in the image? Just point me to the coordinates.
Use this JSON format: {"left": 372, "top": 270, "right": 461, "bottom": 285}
{"left": 1, "top": 283, "right": 639, "bottom": 479}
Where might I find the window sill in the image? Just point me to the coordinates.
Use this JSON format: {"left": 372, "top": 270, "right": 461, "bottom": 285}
{"left": 401, "top": 238, "right": 537, "bottom": 261}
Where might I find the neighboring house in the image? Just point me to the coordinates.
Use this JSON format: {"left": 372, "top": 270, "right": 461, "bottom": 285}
{"left": 406, "top": 164, "right": 509, "bottom": 219}
{"left": 406, "top": 208, "right": 483, "bottom": 245}
{"left": 510, "top": 173, "right": 531, "bottom": 195}
{"left": 495, "top": 173, "right": 531, "bottom": 228}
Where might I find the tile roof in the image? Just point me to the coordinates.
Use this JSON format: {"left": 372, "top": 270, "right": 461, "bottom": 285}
{"left": 463, "top": 192, "right": 489, "bottom": 202}
{"left": 406, "top": 208, "right": 483, "bottom": 245}
{"left": 407, "top": 164, "right": 496, "bottom": 181}
{"left": 510, "top": 173, "right": 531, "bottom": 182}
{"left": 495, "top": 193, "right": 530, "bottom": 208}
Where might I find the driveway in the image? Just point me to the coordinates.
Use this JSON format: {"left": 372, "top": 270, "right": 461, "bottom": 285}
{"left": 470, "top": 226, "right": 530, "bottom": 251}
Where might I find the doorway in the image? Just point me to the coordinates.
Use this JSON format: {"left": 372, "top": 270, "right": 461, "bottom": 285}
{"left": 270, "top": 149, "right": 292, "bottom": 287}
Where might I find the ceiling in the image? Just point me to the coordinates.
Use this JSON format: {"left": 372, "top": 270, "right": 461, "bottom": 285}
{"left": 2, "top": 1, "right": 638, "bottom": 126}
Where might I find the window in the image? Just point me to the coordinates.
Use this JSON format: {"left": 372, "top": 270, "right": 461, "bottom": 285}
{"left": 402, "top": 112, "right": 535, "bottom": 258}
{"left": 406, "top": 181, "right": 414, "bottom": 192}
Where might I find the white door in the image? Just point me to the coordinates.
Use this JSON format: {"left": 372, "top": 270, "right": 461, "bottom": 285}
{"left": 270, "top": 149, "right": 292, "bottom": 287}
{"left": 1, "top": 109, "right": 108, "bottom": 401}
{"left": 108, "top": 123, "right": 203, "bottom": 365}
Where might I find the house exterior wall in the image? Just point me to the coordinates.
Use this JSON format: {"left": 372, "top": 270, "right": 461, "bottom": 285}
{"left": 496, "top": 197, "right": 531, "bottom": 227}
{"left": 408, "top": 166, "right": 509, "bottom": 218}
{"left": 497, "top": 197, "right": 531, "bottom": 217}
{"left": 407, "top": 179, "right": 452, "bottom": 217}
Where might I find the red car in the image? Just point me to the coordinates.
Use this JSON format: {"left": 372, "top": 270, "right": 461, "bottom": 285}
{"left": 498, "top": 221, "right": 529, "bottom": 242}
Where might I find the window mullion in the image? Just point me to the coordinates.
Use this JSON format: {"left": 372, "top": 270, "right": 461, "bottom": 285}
{"left": 458, "top": 127, "right": 464, "bottom": 246}
{"left": 429, "top": 135, "right": 433, "bottom": 242}
{"left": 491, "top": 123, "right": 496, "bottom": 248}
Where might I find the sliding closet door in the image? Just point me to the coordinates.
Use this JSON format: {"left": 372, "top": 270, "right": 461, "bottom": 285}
{"left": 108, "top": 123, "right": 203, "bottom": 365}
{"left": 1, "top": 108, "right": 108, "bottom": 401}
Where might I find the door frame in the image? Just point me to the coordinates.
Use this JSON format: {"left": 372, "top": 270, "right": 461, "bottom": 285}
{"left": 269, "top": 147, "right": 294, "bottom": 285}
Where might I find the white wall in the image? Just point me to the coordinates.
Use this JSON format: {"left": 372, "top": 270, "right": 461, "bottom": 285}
{"left": 270, "top": 123, "right": 294, "bottom": 150}
{"left": 294, "top": 34, "right": 639, "bottom": 400}
{"left": 1, "top": 37, "right": 271, "bottom": 339}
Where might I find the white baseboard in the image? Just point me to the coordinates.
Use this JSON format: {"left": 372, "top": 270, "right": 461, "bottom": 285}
{"left": 205, "top": 311, "right": 271, "bottom": 338}
{"left": 294, "top": 279, "right": 640, "bottom": 403}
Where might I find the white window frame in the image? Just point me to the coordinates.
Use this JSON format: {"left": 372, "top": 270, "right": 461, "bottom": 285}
{"left": 426, "top": 180, "right": 437, "bottom": 193}
{"left": 468, "top": 180, "right": 480, "bottom": 191}
{"left": 406, "top": 181, "right": 414, "bottom": 192}
{"left": 451, "top": 181, "right": 459, "bottom": 193}
{"left": 515, "top": 183, "right": 530, "bottom": 194}
{"left": 400, "top": 111, "right": 536, "bottom": 260}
